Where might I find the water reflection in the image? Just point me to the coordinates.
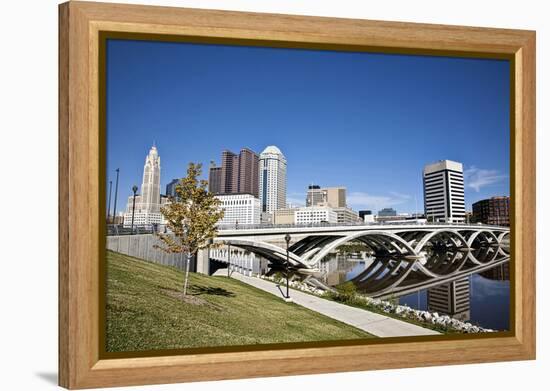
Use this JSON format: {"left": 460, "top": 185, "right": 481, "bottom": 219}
{"left": 427, "top": 277, "right": 471, "bottom": 322}
{"left": 320, "top": 250, "right": 510, "bottom": 330}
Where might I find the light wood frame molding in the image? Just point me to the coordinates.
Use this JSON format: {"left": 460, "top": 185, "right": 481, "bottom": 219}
{"left": 59, "top": 1, "right": 536, "bottom": 389}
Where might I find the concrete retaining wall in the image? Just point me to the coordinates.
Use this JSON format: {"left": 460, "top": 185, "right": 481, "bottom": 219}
{"left": 106, "top": 234, "right": 194, "bottom": 271}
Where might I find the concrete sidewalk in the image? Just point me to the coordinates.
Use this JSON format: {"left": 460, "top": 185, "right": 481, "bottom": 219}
{"left": 224, "top": 271, "right": 439, "bottom": 338}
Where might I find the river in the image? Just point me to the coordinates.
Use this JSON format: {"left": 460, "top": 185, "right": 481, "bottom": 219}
{"left": 319, "top": 254, "right": 510, "bottom": 330}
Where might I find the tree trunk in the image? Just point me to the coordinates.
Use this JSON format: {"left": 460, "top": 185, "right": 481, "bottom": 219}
{"left": 183, "top": 252, "right": 191, "bottom": 296}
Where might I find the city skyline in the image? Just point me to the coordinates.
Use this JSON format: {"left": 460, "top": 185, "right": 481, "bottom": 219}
{"left": 106, "top": 39, "right": 510, "bottom": 214}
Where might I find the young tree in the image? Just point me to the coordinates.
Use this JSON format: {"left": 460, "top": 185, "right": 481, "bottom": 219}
{"left": 155, "top": 163, "right": 224, "bottom": 296}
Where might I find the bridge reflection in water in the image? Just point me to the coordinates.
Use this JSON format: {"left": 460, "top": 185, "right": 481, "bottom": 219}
{"left": 404, "top": 263, "right": 510, "bottom": 330}
{"left": 211, "top": 224, "right": 510, "bottom": 299}
{"left": 320, "top": 252, "right": 510, "bottom": 329}
{"left": 337, "top": 238, "right": 508, "bottom": 299}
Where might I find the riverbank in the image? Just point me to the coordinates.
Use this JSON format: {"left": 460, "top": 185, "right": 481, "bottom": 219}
{"left": 106, "top": 250, "right": 374, "bottom": 352}
{"left": 261, "top": 274, "right": 496, "bottom": 334}
{"left": 227, "top": 272, "right": 439, "bottom": 337}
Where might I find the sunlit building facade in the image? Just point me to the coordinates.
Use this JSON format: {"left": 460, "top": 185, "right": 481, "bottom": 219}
{"left": 423, "top": 160, "right": 465, "bottom": 223}
{"left": 259, "top": 145, "right": 287, "bottom": 213}
{"left": 123, "top": 145, "right": 168, "bottom": 228}
{"left": 216, "top": 193, "right": 261, "bottom": 227}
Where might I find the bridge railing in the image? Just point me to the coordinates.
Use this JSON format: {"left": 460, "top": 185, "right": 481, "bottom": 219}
{"left": 106, "top": 224, "right": 167, "bottom": 236}
{"left": 216, "top": 221, "right": 507, "bottom": 231}
{"left": 106, "top": 221, "right": 508, "bottom": 236}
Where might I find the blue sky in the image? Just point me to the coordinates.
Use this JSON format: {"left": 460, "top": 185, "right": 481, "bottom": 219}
{"left": 106, "top": 39, "right": 510, "bottom": 214}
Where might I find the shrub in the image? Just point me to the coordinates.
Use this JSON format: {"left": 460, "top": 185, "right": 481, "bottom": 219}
{"left": 272, "top": 272, "right": 284, "bottom": 284}
{"left": 333, "top": 282, "right": 358, "bottom": 304}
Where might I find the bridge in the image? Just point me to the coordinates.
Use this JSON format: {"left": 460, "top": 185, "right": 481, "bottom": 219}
{"left": 203, "top": 223, "right": 510, "bottom": 298}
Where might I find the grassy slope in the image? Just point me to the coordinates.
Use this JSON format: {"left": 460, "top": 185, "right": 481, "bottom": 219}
{"left": 106, "top": 250, "right": 373, "bottom": 352}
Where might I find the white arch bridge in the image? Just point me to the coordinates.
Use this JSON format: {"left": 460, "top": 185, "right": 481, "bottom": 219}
{"left": 202, "top": 224, "right": 510, "bottom": 298}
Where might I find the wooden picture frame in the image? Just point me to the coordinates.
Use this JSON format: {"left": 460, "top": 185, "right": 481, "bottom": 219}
{"left": 59, "top": 1, "right": 536, "bottom": 389}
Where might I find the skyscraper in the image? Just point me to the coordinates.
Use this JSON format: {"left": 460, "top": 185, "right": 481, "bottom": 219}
{"left": 208, "top": 162, "right": 222, "bottom": 194}
{"left": 306, "top": 185, "right": 324, "bottom": 206}
{"left": 138, "top": 144, "right": 161, "bottom": 212}
{"left": 423, "top": 160, "right": 465, "bottom": 223}
{"left": 326, "top": 187, "right": 346, "bottom": 208}
{"left": 306, "top": 186, "right": 346, "bottom": 208}
{"left": 259, "top": 145, "right": 287, "bottom": 213}
{"left": 209, "top": 148, "right": 259, "bottom": 197}
{"left": 238, "top": 148, "right": 259, "bottom": 197}
{"left": 221, "top": 150, "right": 239, "bottom": 194}
{"left": 166, "top": 178, "right": 179, "bottom": 198}
{"left": 123, "top": 145, "right": 168, "bottom": 228}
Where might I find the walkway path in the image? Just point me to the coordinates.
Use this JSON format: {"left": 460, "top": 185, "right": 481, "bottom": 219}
{"left": 220, "top": 271, "right": 439, "bottom": 337}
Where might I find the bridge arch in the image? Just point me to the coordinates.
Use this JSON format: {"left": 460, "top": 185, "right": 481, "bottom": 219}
{"left": 309, "top": 230, "right": 418, "bottom": 267}
{"left": 413, "top": 229, "right": 468, "bottom": 254}
{"left": 466, "top": 229, "right": 499, "bottom": 247}
{"left": 465, "top": 230, "right": 500, "bottom": 265}
{"left": 497, "top": 231, "right": 510, "bottom": 256}
{"left": 213, "top": 239, "right": 310, "bottom": 268}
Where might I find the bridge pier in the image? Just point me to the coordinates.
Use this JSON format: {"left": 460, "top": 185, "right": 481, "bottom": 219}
{"left": 196, "top": 248, "right": 210, "bottom": 275}
{"left": 208, "top": 247, "right": 268, "bottom": 277}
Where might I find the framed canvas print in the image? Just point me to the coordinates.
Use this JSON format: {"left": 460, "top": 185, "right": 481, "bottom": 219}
{"left": 58, "top": 1, "right": 536, "bottom": 389}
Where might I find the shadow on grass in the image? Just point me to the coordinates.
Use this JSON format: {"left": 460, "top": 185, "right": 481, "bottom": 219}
{"left": 190, "top": 285, "right": 235, "bottom": 297}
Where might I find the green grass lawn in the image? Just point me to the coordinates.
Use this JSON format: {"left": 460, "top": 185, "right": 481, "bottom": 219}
{"left": 106, "top": 250, "right": 373, "bottom": 352}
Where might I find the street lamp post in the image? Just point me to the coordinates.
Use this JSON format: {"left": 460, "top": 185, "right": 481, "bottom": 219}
{"left": 206, "top": 238, "right": 214, "bottom": 275}
{"left": 284, "top": 233, "right": 291, "bottom": 300}
{"left": 227, "top": 242, "right": 231, "bottom": 278}
{"left": 130, "top": 185, "right": 138, "bottom": 234}
{"left": 112, "top": 168, "right": 120, "bottom": 225}
{"left": 107, "top": 180, "right": 112, "bottom": 222}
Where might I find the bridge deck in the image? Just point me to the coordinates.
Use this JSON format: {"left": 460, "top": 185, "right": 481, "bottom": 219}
{"left": 217, "top": 223, "right": 509, "bottom": 237}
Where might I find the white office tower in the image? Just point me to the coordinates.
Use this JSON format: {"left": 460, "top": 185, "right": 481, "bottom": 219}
{"left": 259, "top": 146, "right": 287, "bottom": 214}
{"left": 423, "top": 160, "right": 465, "bottom": 223}
{"left": 294, "top": 206, "right": 337, "bottom": 225}
{"left": 215, "top": 193, "right": 261, "bottom": 227}
{"left": 123, "top": 145, "right": 167, "bottom": 228}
